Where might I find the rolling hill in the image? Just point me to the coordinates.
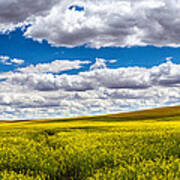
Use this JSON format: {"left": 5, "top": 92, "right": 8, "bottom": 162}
{"left": 0, "top": 106, "right": 180, "bottom": 179}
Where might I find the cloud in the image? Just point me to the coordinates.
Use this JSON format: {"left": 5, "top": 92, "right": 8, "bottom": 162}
{"left": 109, "top": 59, "right": 117, "bottom": 64}
{"left": 0, "top": 55, "right": 24, "bottom": 65}
{"left": 0, "top": 0, "right": 59, "bottom": 32}
{"left": 0, "top": 56, "right": 10, "bottom": 65}
{"left": 4, "top": 60, "right": 180, "bottom": 92}
{"left": 0, "top": 0, "right": 180, "bottom": 48}
{"left": 166, "top": 57, "right": 173, "bottom": 61}
{"left": 1, "top": 59, "right": 180, "bottom": 120}
{"left": 11, "top": 58, "right": 24, "bottom": 65}
{"left": 17, "top": 59, "right": 90, "bottom": 73}
{"left": 22, "top": 0, "right": 180, "bottom": 48}
{"left": 90, "top": 58, "right": 107, "bottom": 70}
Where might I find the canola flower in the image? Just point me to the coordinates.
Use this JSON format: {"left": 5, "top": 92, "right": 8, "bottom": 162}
{"left": 0, "top": 108, "right": 180, "bottom": 179}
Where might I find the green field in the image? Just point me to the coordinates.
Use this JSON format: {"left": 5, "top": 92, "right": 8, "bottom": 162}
{"left": 1, "top": 106, "right": 180, "bottom": 179}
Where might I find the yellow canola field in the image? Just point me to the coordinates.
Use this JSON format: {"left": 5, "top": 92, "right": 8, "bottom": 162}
{"left": 0, "top": 107, "right": 180, "bottom": 179}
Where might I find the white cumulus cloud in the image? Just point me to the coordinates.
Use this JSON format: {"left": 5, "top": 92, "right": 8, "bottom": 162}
{"left": 90, "top": 58, "right": 107, "bottom": 70}
{"left": 0, "top": 59, "right": 180, "bottom": 120}
{"left": 17, "top": 59, "right": 90, "bottom": 73}
{"left": 23, "top": 0, "right": 180, "bottom": 48}
{"left": 0, "top": 0, "right": 180, "bottom": 48}
{"left": 0, "top": 55, "right": 24, "bottom": 65}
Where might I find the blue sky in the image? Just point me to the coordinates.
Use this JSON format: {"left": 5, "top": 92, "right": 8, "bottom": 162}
{"left": 0, "top": 0, "right": 180, "bottom": 120}
{"left": 0, "top": 28, "right": 180, "bottom": 72}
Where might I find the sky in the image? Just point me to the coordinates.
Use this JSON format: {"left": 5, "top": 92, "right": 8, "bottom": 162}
{"left": 0, "top": 0, "right": 180, "bottom": 120}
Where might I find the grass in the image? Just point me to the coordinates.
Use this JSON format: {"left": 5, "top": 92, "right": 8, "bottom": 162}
{"left": 0, "top": 106, "right": 180, "bottom": 179}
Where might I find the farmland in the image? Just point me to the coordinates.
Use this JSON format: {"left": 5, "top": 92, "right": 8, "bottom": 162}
{"left": 1, "top": 106, "right": 180, "bottom": 179}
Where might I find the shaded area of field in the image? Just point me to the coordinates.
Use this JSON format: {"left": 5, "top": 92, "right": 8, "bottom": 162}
{"left": 0, "top": 106, "right": 180, "bottom": 179}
